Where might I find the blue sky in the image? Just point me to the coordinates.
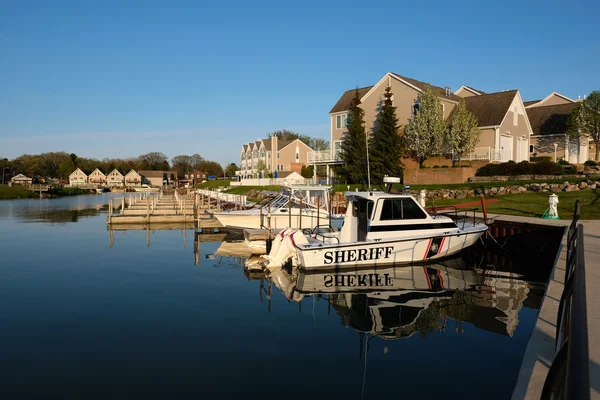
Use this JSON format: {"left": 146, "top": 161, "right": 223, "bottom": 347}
{"left": 1, "top": 0, "right": 598, "bottom": 165}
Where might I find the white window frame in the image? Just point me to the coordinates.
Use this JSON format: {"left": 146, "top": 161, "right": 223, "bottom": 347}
{"left": 336, "top": 114, "right": 348, "bottom": 129}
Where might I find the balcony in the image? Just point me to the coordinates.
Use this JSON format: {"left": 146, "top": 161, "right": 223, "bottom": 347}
{"left": 307, "top": 151, "right": 342, "bottom": 164}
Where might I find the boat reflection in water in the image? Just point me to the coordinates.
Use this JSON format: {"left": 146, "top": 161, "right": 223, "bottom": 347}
{"left": 265, "top": 257, "right": 535, "bottom": 339}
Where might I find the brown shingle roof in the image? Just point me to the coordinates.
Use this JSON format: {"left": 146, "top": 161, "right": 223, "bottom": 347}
{"left": 524, "top": 100, "right": 540, "bottom": 107}
{"left": 391, "top": 72, "right": 463, "bottom": 102}
{"left": 263, "top": 138, "right": 272, "bottom": 149}
{"left": 138, "top": 170, "right": 175, "bottom": 178}
{"left": 464, "top": 86, "right": 485, "bottom": 95}
{"left": 461, "top": 90, "right": 518, "bottom": 127}
{"left": 277, "top": 139, "right": 294, "bottom": 150}
{"left": 526, "top": 103, "right": 577, "bottom": 136}
{"left": 330, "top": 86, "right": 374, "bottom": 113}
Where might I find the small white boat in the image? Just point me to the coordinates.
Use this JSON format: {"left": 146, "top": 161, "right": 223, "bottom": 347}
{"left": 264, "top": 177, "right": 488, "bottom": 270}
{"left": 211, "top": 185, "right": 343, "bottom": 230}
{"left": 133, "top": 184, "right": 159, "bottom": 192}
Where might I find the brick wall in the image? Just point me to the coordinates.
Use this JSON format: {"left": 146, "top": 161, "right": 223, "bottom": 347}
{"left": 404, "top": 167, "right": 478, "bottom": 185}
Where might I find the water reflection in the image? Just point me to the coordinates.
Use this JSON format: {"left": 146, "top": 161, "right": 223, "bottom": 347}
{"left": 260, "top": 258, "right": 539, "bottom": 340}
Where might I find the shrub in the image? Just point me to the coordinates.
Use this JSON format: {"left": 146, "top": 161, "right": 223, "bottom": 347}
{"left": 531, "top": 160, "right": 564, "bottom": 175}
{"left": 476, "top": 160, "right": 564, "bottom": 176}
{"left": 441, "top": 165, "right": 449, "bottom": 168}
{"left": 558, "top": 159, "right": 570, "bottom": 166}
{"left": 531, "top": 156, "right": 552, "bottom": 163}
{"left": 584, "top": 160, "right": 598, "bottom": 166}
{"left": 433, "top": 165, "right": 440, "bottom": 168}
{"left": 562, "top": 165, "right": 577, "bottom": 175}
{"left": 516, "top": 161, "right": 533, "bottom": 175}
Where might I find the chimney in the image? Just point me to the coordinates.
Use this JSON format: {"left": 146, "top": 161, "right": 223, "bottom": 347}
{"left": 584, "top": 95, "right": 587, "bottom": 100}
{"left": 578, "top": 95, "right": 581, "bottom": 100}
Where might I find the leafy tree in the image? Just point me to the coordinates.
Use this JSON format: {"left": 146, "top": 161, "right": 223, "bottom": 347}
{"left": 225, "top": 163, "right": 239, "bottom": 177}
{"left": 190, "top": 154, "right": 204, "bottom": 170}
{"left": 266, "top": 129, "right": 327, "bottom": 151}
{"left": 195, "top": 160, "right": 224, "bottom": 177}
{"left": 339, "top": 89, "right": 369, "bottom": 187}
{"left": 138, "top": 152, "right": 169, "bottom": 170}
{"left": 309, "top": 138, "right": 330, "bottom": 151}
{"left": 58, "top": 159, "right": 76, "bottom": 179}
{"left": 300, "top": 165, "right": 314, "bottom": 178}
{"left": 447, "top": 100, "right": 480, "bottom": 165}
{"left": 370, "top": 86, "right": 403, "bottom": 187}
{"left": 404, "top": 85, "right": 447, "bottom": 167}
{"left": 568, "top": 90, "right": 600, "bottom": 161}
{"left": 255, "top": 159, "right": 267, "bottom": 174}
{"left": 171, "top": 155, "right": 193, "bottom": 177}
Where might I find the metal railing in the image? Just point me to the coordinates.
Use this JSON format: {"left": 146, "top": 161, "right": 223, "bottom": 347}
{"left": 307, "top": 151, "right": 342, "bottom": 164}
{"left": 542, "top": 200, "right": 590, "bottom": 400}
{"left": 452, "top": 146, "right": 492, "bottom": 161}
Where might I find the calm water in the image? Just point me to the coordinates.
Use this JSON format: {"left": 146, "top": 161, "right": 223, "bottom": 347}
{"left": 0, "top": 194, "right": 551, "bottom": 399}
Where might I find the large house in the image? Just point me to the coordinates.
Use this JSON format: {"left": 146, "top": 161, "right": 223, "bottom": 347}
{"left": 10, "top": 174, "right": 32, "bottom": 186}
{"left": 107, "top": 169, "right": 124, "bottom": 187}
{"left": 69, "top": 168, "right": 88, "bottom": 186}
{"left": 138, "top": 170, "right": 177, "bottom": 187}
{"left": 88, "top": 168, "right": 107, "bottom": 185}
{"left": 238, "top": 136, "right": 314, "bottom": 179}
{"left": 525, "top": 93, "right": 591, "bottom": 163}
{"left": 327, "top": 72, "right": 533, "bottom": 171}
{"left": 124, "top": 170, "right": 142, "bottom": 187}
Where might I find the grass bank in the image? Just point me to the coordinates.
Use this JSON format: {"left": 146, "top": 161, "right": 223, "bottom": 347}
{"left": 0, "top": 184, "right": 36, "bottom": 199}
{"left": 49, "top": 187, "right": 90, "bottom": 196}
{"left": 431, "top": 189, "right": 600, "bottom": 220}
{"left": 195, "top": 180, "right": 233, "bottom": 189}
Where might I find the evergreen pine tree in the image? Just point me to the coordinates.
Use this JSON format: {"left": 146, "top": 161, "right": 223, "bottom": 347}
{"left": 339, "top": 89, "right": 368, "bottom": 187}
{"left": 370, "top": 86, "right": 403, "bottom": 187}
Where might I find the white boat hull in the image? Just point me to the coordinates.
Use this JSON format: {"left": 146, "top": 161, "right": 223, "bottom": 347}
{"left": 283, "top": 226, "right": 487, "bottom": 271}
{"left": 213, "top": 210, "right": 341, "bottom": 230}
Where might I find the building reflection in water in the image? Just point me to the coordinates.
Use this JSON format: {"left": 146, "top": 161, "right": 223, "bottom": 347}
{"left": 260, "top": 256, "right": 538, "bottom": 340}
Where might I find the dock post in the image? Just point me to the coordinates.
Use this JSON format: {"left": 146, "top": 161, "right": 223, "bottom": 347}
{"left": 259, "top": 198, "right": 263, "bottom": 228}
{"left": 288, "top": 192, "right": 292, "bottom": 227}
{"left": 267, "top": 201, "right": 271, "bottom": 233}
{"left": 122, "top": 197, "right": 125, "bottom": 212}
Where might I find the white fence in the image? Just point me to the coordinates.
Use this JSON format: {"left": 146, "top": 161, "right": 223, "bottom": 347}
{"left": 229, "top": 177, "right": 308, "bottom": 187}
{"left": 196, "top": 189, "right": 247, "bottom": 205}
{"left": 453, "top": 147, "right": 493, "bottom": 161}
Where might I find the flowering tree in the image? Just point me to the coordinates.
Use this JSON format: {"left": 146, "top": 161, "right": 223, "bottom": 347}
{"left": 447, "top": 100, "right": 480, "bottom": 165}
{"left": 404, "top": 85, "right": 447, "bottom": 167}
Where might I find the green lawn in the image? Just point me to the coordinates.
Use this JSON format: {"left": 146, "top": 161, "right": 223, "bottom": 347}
{"left": 0, "top": 184, "right": 36, "bottom": 199}
{"left": 429, "top": 189, "right": 600, "bottom": 220}
{"left": 194, "top": 180, "right": 234, "bottom": 189}
{"left": 224, "top": 185, "right": 281, "bottom": 195}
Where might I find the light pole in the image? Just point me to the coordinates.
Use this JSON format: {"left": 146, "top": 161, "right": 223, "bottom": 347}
{"left": 2, "top": 167, "right": 7, "bottom": 185}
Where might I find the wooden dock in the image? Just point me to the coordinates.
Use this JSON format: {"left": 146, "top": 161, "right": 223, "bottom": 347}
{"left": 106, "top": 190, "right": 226, "bottom": 229}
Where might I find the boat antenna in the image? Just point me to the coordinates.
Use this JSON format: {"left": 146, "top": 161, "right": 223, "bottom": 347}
{"left": 366, "top": 131, "right": 371, "bottom": 190}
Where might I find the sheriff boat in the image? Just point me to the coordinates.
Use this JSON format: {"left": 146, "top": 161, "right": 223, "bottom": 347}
{"left": 264, "top": 177, "right": 488, "bottom": 270}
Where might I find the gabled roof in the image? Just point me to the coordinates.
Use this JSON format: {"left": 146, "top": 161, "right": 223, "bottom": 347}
{"left": 69, "top": 168, "right": 87, "bottom": 177}
{"left": 461, "top": 90, "right": 518, "bottom": 127}
{"left": 242, "top": 144, "right": 248, "bottom": 152}
{"left": 125, "top": 169, "right": 140, "bottom": 176}
{"left": 330, "top": 86, "right": 374, "bottom": 114}
{"left": 523, "top": 100, "right": 540, "bottom": 107}
{"left": 277, "top": 140, "right": 294, "bottom": 150}
{"left": 455, "top": 85, "right": 486, "bottom": 96}
{"left": 138, "top": 170, "right": 174, "bottom": 178}
{"left": 263, "top": 138, "right": 272, "bottom": 149}
{"left": 526, "top": 103, "right": 578, "bottom": 136}
{"left": 525, "top": 92, "right": 575, "bottom": 108}
{"left": 90, "top": 168, "right": 105, "bottom": 176}
{"left": 108, "top": 168, "right": 123, "bottom": 176}
{"left": 11, "top": 173, "right": 30, "bottom": 180}
{"left": 390, "top": 72, "right": 463, "bottom": 102}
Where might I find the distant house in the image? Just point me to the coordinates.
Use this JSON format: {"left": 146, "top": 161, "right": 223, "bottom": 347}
{"left": 526, "top": 102, "right": 591, "bottom": 163}
{"left": 88, "top": 168, "right": 107, "bottom": 185}
{"left": 107, "top": 169, "right": 124, "bottom": 187}
{"left": 275, "top": 171, "right": 305, "bottom": 184}
{"left": 183, "top": 170, "right": 206, "bottom": 187}
{"left": 69, "top": 168, "right": 88, "bottom": 186}
{"left": 124, "top": 170, "right": 142, "bottom": 187}
{"left": 10, "top": 174, "right": 32, "bottom": 186}
{"left": 138, "top": 170, "right": 177, "bottom": 187}
{"left": 238, "top": 137, "right": 315, "bottom": 179}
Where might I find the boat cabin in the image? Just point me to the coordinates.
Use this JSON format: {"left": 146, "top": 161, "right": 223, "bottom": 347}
{"left": 338, "top": 191, "right": 458, "bottom": 243}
